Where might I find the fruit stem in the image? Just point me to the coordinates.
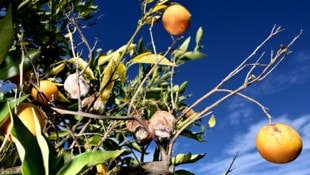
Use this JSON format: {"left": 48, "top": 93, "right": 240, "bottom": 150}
{"left": 269, "top": 117, "right": 273, "bottom": 125}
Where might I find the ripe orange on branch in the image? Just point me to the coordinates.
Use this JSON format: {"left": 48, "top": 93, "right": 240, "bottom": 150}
{"left": 31, "top": 80, "right": 59, "bottom": 104}
{"left": 0, "top": 103, "right": 46, "bottom": 142}
{"left": 162, "top": 3, "right": 191, "bottom": 35}
{"left": 256, "top": 123, "right": 303, "bottom": 164}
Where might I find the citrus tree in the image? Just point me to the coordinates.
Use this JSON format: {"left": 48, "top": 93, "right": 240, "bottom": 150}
{"left": 0, "top": 0, "right": 303, "bottom": 174}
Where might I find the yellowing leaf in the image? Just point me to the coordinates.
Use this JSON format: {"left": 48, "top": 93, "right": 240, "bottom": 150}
{"left": 208, "top": 115, "right": 216, "bottom": 128}
{"left": 131, "top": 52, "right": 175, "bottom": 66}
{"left": 100, "top": 63, "right": 126, "bottom": 103}
{"left": 57, "top": 91, "right": 70, "bottom": 103}
{"left": 99, "top": 57, "right": 118, "bottom": 92}
{"left": 172, "top": 153, "right": 205, "bottom": 166}
{"left": 145, "top": 15, "right": 161, "bottom": 24}
{"left": 151, "top": 4, "right": 167, "bottom": 13}
{"left": 144, "top": 0, "right": 154, "bottom": 3}
{"left": 100, "top": 81, "right": 114, "bottom": 103}
{"left": 49, "top": 62, "right": 65, "bottom": 76}
{"left": 97, "top": 53, "right": 117, "bottom": 66}
{"left": 116, "top": 63, "right": 127, "bottom": 84}
{"left": 68, "top": 57, "right": 95, "bottom": 79}
{"left": 97, "top": 44, "right": 136, "bottom": 66}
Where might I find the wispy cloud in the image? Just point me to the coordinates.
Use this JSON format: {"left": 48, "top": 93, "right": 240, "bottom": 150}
{"left": 195, "top": 114, "right": 310, "bottom": 175}
{"left": 225, "top": 97, "right": 255, "bottom": 125}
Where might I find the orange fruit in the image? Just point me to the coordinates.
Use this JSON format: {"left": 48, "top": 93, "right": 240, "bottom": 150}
{"left": 31, "top": 80, "right": 59, "bottom": 104}
{"left": 256, "top": 123, "right": 303, "bottom": 164}
{"left": 162, "top": 3, "right": 191, "bottom": 35}
{"left": 0, "top": 103, "right": 46, "bottom": 142}
{"left": 96, "top": 163, "right": 108, "bottom": 174}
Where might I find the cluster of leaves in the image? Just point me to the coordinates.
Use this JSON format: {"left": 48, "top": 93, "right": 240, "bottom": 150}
{"left": 0, "top": 0, "right": 302, "bottom": 174}
{"left": 0, "top": 0, "right": 211, "bottom": 174}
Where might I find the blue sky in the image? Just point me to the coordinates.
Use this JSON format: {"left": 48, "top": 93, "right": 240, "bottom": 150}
{"left": 1, "top": 0, "right": 309, "bottom": 174}
{"left": 87, "top": 0, "right": 310, "bottom": 174}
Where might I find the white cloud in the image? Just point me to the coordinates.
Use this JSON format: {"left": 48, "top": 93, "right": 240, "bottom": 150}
{"left": 224, "top": 97, "right": 255, "bottom": 126}
{"left": 196, "top": 114, "right": 310, "bottom": 175}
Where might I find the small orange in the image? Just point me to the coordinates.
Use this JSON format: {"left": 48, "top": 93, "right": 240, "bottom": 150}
{"left": 162, "top": 3, "right": 191, "bottom": 35}
{"left": 0, "top": 102, "right": 46, "bottom": 142}
{"left": 256, "top": 123, "right": 303, "bottom": 164}
{"left": 96, "top": 163, "right": 108, "bottom": 174}
{"left": 31, "top": 80, "right": 59, "bottom": 104}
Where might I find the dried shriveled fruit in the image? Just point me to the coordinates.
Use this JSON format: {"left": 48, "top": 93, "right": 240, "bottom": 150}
{"left": 64, "top": 73, "right": 90, "bottom": 99}
{"left": 148, "top": 110, "right": 176, "bottom": 138}
{"left": 126, "top": 119, "right": 151, "bottom": 146}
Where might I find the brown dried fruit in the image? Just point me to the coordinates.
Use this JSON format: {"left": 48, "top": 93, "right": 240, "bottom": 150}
{"left": 126, "top": 119, "right": 151, "bottom": 146}
{"left": 148, "top": 110, "right": 176, "bottom": 138}
{"left": 64, "top": 73, "right": 90, "bottom": 99}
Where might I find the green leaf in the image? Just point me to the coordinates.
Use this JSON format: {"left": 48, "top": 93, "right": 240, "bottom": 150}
{"left": 48, "top": 130, "right": 69, "bottom": 140}
{"left": 0, "top": 49, "right": 40, "bottom": 80}
{"left": 178, "top": 51, "right": 206, "bottom": 61}
{"left": 56, "top": 150, "right": 126, "bottom": 175}
{"left": 0, "top": 103, "right": 10, "bottom": 127}
{"left": 173, "top": 37, "right": 191, "bottom": 59}
{"left": 131, "top": 52, "right": 175, "bottom": 66}
{"left": 179, "top": 81, "right": 188, "bottom": 94}
{"left": 102, "top": 138, "right": 121, "bottom": 150}
{"left": 0, "top": 91, "right": 5, "bottom": 102}
{"left": 195, "top": 27, "right": 203, "bottom": 48}
{"left": 0, "top": 4, "right": 14, "bottom": 65}
{"left": 33, "top": 108, "right": 49, "bottom": 175}
{"left": 125, "top": 141, "right": 143, "bottom": 153}
{"left": 0, "top": 95, "right": 28, "bottom": 127}
{"left": 88, "top": 135, "right": 102, "bottom": 145}
{"left": 174, "top": 169, "right": 195, "bottom": 175}
{"left": 122, "top": 156, "right": 139, "bottom": 166}
{"left": 172, "top": 153, "right": 206, "bottom": 166}
{"left": 181, "top": 129, "right": 204, "bottom": 142}
{"left": 179, "top": 37, "right": 191, "bottom": 52}
{"left": 10, "top": 107, "right": 45, "bottom": 175}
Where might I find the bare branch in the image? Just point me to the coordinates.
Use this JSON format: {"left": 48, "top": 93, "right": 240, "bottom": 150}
{"left": 218, "top": 89, "right": 272, "bottom": 124}
{"left": 221, "top": 25, "right": 284, "bottom": 84}
{"left": 169, "top": 25, "right": 302, "bottom": 159}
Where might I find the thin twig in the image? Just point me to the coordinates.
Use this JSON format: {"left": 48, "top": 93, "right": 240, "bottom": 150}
{"left": 224, "top": 151, "right": 238, "bottom": 175}
{"left": 218, "top": 89, "right": 272, "bottom": 124}
{"left": 93, "top": 121, "right": 120, "bottom": 151}
{"left": 169, "top": 25, "right": 302, "bottom": 159}
{"left": 70, "top": 118, "right": 92, "bottom": 150}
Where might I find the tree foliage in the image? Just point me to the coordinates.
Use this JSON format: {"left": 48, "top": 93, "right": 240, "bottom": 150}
{"left": 0, "top": 0, "right": 302, "bottom": 174}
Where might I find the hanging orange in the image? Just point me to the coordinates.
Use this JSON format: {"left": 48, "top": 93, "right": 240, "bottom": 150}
{"left": 162, "top": 3, "right": 191, "bottom": 35}
{"left": 0, "top": 103, "right": 46, "bottom": 142}
{"left": 256, "top": 123, "right": 303, "bottom": 164}
{"left": 31, "top": 80, "right": 59, "bottom": 104}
